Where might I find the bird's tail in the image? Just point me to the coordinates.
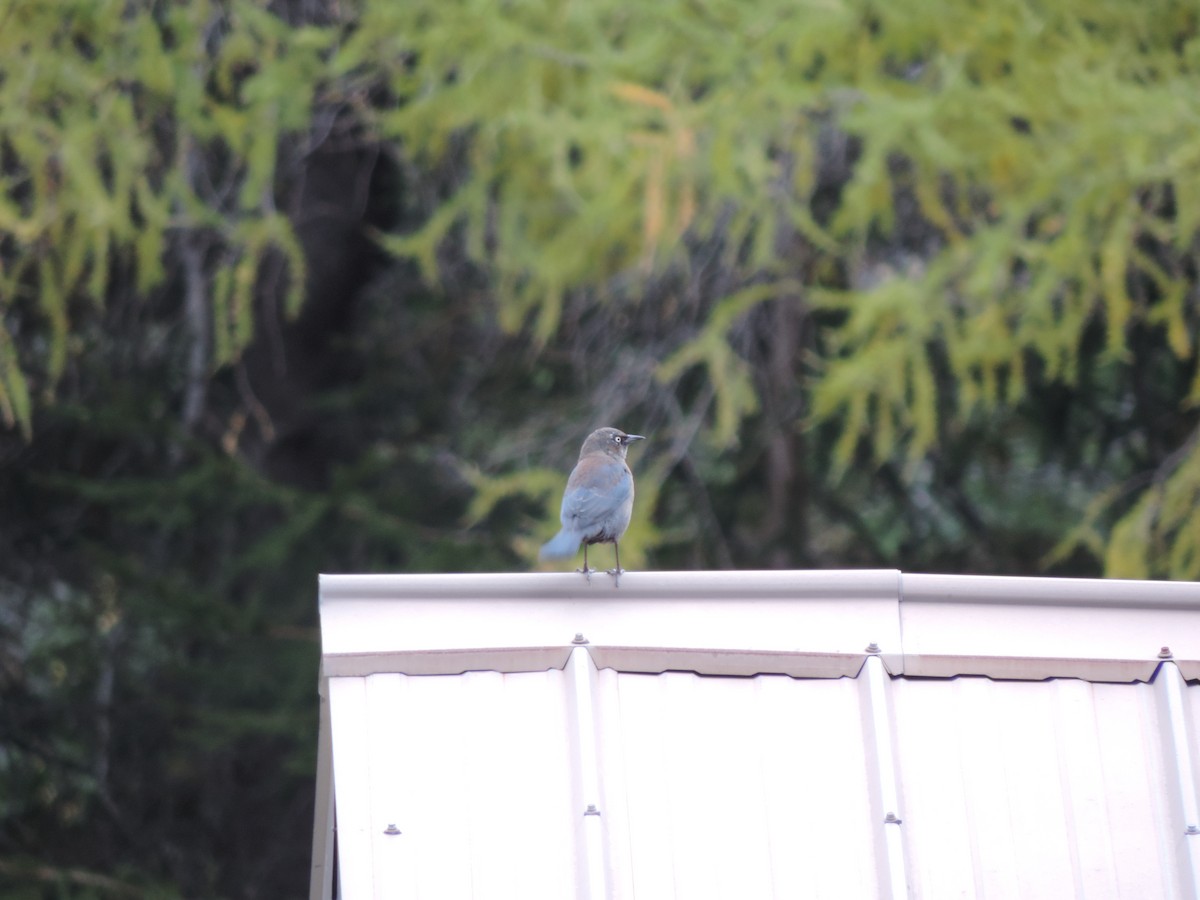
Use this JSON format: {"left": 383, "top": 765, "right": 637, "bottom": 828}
{"left": 539, "top": 529, "right": 581, "bottom": 560}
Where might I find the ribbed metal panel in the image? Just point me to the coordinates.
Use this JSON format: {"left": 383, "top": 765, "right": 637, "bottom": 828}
{"left": 594, "top": 670, "right": 878, "bottom": 899}
{"left": 893, "top": 676, "right": 1182, "bottom": 898}
{"left": 315, "top": 572, "right": 1200, "bottom": 899}
{"left": 330, "top": 668, "right": 888, "bottom": 899}
{"left": 328, "top": 670, "right": 579, "bottom": 899}
{"left": 326, "top": 666, "right": 1200, "bottom": 899}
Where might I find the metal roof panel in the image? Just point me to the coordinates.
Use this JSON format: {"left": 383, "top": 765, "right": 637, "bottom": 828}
{"left": 594, "top": 671, "right": 880, "bottom": 899}
{"left": 893, "top": 676, "right": 1183, "bottom": 898}
{"left": 313, "top": 571, "right": 1200, "bottom": 900}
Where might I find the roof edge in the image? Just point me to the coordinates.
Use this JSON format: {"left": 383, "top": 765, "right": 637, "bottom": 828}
{"left": 902, "top": 573, "right": 1200, "bottom": 609}
{"left": 319, "top": 570, "right": 1200, "bottom": 609}
{"left": 319, "top": 569, "right": 903, "bottom": 602}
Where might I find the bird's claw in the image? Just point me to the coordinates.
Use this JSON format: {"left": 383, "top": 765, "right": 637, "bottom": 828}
{"left": 576, "top": 566, "right": 594, "bottom": 583}
{"left": 606, "top": 567, "right": 624, "bottom": 588}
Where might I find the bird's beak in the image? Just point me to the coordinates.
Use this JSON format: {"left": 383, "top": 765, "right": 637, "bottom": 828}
{"left": 625, "top": 434, "right": 646, "bottom": 442}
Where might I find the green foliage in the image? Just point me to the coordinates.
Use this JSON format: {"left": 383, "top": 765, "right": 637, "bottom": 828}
{"left": 5, "top": 0, "right": 1196, "bottom": 573}
{"left": 349, "top": 0, "right": 1200, "bottom": 577}
{"left": 657, "top": 282, "right": 794, "bottom": 446}
{"left": 0, "top": 0, "right": 321, "bottom": 434}
{"left": 1053, "top": 433, "right": 1200, "bottom": 580}
{"left": 810, "top": 0, "right": 1200, "bottom": 447}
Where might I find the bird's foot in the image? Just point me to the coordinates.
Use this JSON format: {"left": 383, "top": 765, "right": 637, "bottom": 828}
{"left": 576, "top": 565, "right": 594, "bottom": 583}
{"left": 606, "top": 567, "right": 625, "bottom": 588}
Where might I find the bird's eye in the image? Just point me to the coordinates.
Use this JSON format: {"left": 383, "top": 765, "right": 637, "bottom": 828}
{"left": 614, "top": 435, "right": 623, "bottom": 443}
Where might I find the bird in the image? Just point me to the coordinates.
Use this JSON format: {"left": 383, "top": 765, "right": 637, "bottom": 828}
{"left": 540, "top": 427, "right": 645, "bottom": 586}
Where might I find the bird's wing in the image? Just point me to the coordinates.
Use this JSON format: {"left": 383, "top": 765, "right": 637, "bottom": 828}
{"left": 561, "top": 463, "right": 632, "bottom": 530}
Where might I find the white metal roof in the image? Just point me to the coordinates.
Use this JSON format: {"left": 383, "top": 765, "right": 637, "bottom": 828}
{"left": 311, "top": 570, "right": 1200, "bottom": 899}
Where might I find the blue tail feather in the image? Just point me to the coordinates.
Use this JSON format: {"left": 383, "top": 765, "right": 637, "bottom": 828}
{"left": 540, "top": 529, "right": 581, "bottom": 560}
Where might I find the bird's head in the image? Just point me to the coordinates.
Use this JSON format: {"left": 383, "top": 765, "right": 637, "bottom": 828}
{"left": 581, "top": 427, "right": 645, "bottom": 459}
